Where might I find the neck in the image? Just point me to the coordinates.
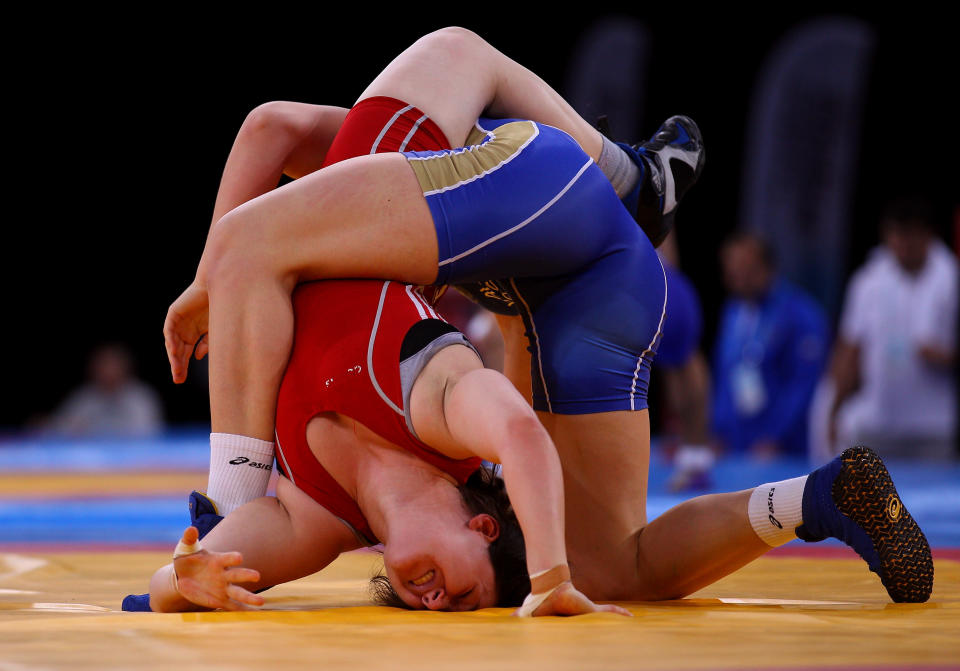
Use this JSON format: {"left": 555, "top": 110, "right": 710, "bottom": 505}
{"left": 356, "top": 452, "right": 461, "bottom": 545}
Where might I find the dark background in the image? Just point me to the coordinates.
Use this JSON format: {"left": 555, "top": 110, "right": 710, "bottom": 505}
{"left": 5, "top": 8, "right": 956, "bottom": 430}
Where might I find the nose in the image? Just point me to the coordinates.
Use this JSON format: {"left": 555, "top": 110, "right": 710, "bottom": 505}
{"left": 422, "top": 588, "right": 448, "bottom": 610}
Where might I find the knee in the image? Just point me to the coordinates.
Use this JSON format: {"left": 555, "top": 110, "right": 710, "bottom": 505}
{"left": 205, "top": 210, "right": 272, "bottom": 293}
{"left": 239, "top": 101, "right": 304, "bottom": 142}
{"left": 414, "top": 26, "right": 489, "bottom": 59}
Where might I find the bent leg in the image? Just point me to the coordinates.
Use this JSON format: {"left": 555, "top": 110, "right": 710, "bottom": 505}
{"left": 204, "top": 153, "right": 440, "bottom": 439}
{"left": 632, "top": 490, "right": 770, "bottom": 600}
{"left": 358, "top": 26, "right": 602, "bottom": 159}
{"left": 537, "top": 406, "right": 771, "bottom": 602}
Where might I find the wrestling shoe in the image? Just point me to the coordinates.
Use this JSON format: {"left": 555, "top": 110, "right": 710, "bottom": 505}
{"left": 795, "top": 446, "right": 934, "bottom": 603}
{"left": 121, "top": 593, "right": 152, "bottom": 611}
{"left": 618, "top": 115, "right": 705, "bottom": 247}
{"left": 189, "top": 490, "right": 224, "bottom": 539}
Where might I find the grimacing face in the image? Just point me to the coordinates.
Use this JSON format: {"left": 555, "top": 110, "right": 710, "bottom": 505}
{"left": 383, "top": 513, "right": 500, "bottom": 611}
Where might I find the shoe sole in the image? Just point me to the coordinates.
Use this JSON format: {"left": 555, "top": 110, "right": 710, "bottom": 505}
{"left": 832, "top": 446, "right": 934, "bottom": 603}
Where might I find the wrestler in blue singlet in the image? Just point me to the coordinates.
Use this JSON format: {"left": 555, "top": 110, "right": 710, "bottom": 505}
{"left": 403, "top": 118, "right": 667, "bottom": 414}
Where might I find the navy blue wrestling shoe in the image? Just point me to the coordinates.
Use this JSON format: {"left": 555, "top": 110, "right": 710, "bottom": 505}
{"left": 618, "top": 115, "right": 705, "bottom": 247}
{"left": 189, "top": 490, "right": 224, "bottom": 539}
{"left": 795, "top": 446, "right": 934, "bottom": 603}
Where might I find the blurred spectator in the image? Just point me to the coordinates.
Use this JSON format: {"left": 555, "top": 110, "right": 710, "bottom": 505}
{"left": 40, "top": 343, "right": 164, "bottom": 438}
{"left": 654, "top": 233, "right": 717, "bottom": 491}
{"left": 826, "top": 197, "right": 957, "bottom": 460}
{"left": 712, "top": 231, "right": 829, "bottom": 459}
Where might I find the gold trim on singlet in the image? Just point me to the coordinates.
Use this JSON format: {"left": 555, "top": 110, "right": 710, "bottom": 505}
{"left": 405, "top": 120, "right": 539, "bottom": 196}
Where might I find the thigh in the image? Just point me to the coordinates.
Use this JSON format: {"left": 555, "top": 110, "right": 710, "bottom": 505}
{"left": 539, "top": 410, "right": 651, "bottom": 600}
{"left": 357, "top": 27, "right": 602, "bottom": 160}
{"left": 509, "top": 226, "right": 667, "bottom": 414}
{"left": 218, "top": 151, "right": 441, "bottom": 286}
{"left": 357, "top": 28, "right": 500, "bottom": 147}
{"left": 406, "top": 120, "right": 619, "bottom": 286}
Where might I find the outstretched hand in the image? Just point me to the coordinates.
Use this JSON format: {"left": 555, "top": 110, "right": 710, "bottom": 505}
{"left": 164, "top": 283, "right": 210, "bottom": 383}
{"left": 516, "top": 582, "right": 632, "bottom": 617}
{"left": 172, "top": 527, "right": 264, "bottom": 611}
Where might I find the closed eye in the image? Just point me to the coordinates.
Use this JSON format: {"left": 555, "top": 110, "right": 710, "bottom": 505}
{"left": 454, "top": 587, "right": 476, "bottom": 610}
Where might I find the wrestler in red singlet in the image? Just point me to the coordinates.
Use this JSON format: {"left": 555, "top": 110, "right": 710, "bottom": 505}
{"left": 321, "top": 96, "right": 451, "bottom": 167}
{"left": 274, "top": 99, "right": 478, "bottom": 544}
{"left": 275, "top": 279, "right": 481, "bottom": 544}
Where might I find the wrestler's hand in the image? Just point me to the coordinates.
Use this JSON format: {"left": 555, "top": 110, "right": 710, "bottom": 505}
{"left": 164, "top": 282, "right": 210, "bottom": 383}
{"left": 518, "top": 582, "right": 632, "bottom": 617}
{"left": 172, "top": 527, "right": 264, "bottom": 611}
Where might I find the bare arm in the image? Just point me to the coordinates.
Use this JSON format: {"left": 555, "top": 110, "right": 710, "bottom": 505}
{"left": 148, "top": 476, "right": 360, "bottom": 612}
{"left": 198, "top": 102, "right": 349, "bottom": 284}
{"left": 409, "top": 346, "right": 627, "bottom": 616}
{"left": 165, "top": 102, "right": 348, "bottom": 380}
{"left": 828, "top": 338, "right": 861, "bottom": 440}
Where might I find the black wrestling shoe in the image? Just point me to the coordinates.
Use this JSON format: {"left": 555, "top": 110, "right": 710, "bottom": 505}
{"left": 796, "top": 446, "right": 934, "bottom": 603}
{"left": 618, "top": 115, "right": 705, "bottom": 247}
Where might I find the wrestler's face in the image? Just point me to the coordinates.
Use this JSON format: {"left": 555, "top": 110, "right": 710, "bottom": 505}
{"left": 383, "top": 513, "right": 500, "bottom": 611}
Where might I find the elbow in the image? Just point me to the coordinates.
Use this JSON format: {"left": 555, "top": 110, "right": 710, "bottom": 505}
{"left": 500, "top": 413, "right": 554, "bottom": 462}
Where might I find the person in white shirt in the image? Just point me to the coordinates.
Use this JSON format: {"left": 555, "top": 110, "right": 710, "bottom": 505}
{"left": 828, "top": 197, "right": 958, "bottom": 460}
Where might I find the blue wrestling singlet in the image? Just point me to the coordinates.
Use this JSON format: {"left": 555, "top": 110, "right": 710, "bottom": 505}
{"left": 404, "top": 119, "right": 667, "bottom": 414}
{"left": 656, "top": 264, "right": 703, "bottom": 368}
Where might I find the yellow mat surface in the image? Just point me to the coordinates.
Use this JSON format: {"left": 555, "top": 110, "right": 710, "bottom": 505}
{"left": 2, "top": 549, "right": 957, "bottom": 670}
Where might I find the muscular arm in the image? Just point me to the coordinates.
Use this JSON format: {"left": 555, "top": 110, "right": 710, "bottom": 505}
{"left": 409, "top": 346, "right": 565, "bottom": 577}
{"left": 148, "top": 476, "right": 359, "bottom": 612}
{"left": 166, "top": 102, "right": 348, "bottom": 374}
{"left": 198, "top": 102, "right": 349, "bottom": 282}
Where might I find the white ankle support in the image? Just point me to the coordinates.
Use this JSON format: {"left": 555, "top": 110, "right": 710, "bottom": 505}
{"left": 206, "top": 433, "right": 275, "bottom": 516}
{"left": 748, "top": 475, "right": 808, "bottom": 547}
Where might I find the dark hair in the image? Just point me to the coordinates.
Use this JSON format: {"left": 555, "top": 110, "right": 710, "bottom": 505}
{"left": 369, "top": 465, "right": 530, "bottom": 608}
{"left": 722, "top": 229, "right": 777, "bottom": 269}
{"left": 881, "top": 196, "right": 934, "bottom": 231}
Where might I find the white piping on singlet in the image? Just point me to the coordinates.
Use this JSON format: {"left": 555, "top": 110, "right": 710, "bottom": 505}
{"left": 404, "top": 284, "right": 441, "bottom": 320}
{"left": 274, "top": 431, "right": 295, "bottom": 486}
{"left": 404, "top": 121, "right": 495, "bottom": 164}
{"left": 405, "top": 285, "right": 428, "bottom": 319}
{"left": 509, "top": 278, "right": 552, "bottom": 413}
{"left": 413, "top": 121, "right": 541, "bottom": 197}
{"left": 368, "top": 281, "right": 404, "bottom": 416}
{"left": 399, "top": 114, "right": 428, "bottom": 151}
{"left": 438, "top": 156, "right": 594, "bottom": 268}
{"left": 369, "top": 104, "right": 415, "bottom": 154}
{"left": 630, "top": 255, "right": 668, "bottom": 410}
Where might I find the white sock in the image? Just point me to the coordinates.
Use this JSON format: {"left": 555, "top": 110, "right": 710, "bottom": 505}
{"left": 747, "top": 476, "right": 808, "bottom": 547}
{"left": 206, "top": 433, "right": 275, "bottom": 515}
{"left": 596, "top": 134, "right": 641, "bottom": 198}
